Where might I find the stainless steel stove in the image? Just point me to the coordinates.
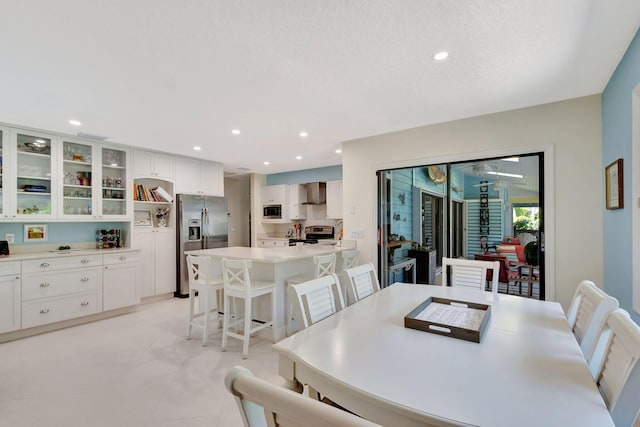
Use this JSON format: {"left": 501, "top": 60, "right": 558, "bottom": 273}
{"left": 289, "top": 225, "right": 334, "bottom": 245}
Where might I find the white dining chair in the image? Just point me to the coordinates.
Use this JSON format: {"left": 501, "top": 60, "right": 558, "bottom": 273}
{"left": 441, "top": 257, "right": 499, "bottom": 294}
{"left": 587, "top": 309, "right": 640, "bottom": 427}
{"left": 566, "top": 280, "right": 619, "bottom": 361}
{"left": 185, "top": 254, "right": 224, "bottom": 346}
{"left": 286, "top": 253, "right": 337, "bottom": 334}
{"left": 340, "top": 249, "right": 360, "bottom": 271}
{"left": 225, "top": 366, "right": 381, "bottom": 427}
{"left": 221, "top": 258, "right": 276, "bottom": 359}
{"left": 287, "top": 273, "right": 344, "bottom": 330}
{"left": 342, "top": 262, "right": 380, "bottom": 305}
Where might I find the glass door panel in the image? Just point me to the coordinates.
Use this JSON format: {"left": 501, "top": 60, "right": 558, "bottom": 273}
{"left": 62, "top": 140, "right": 94, "bottom": 217}
{"left": 101, "top": 147, "right": 127, "bottom": 216}
{"left": 16, "top": 132, "right": 52, "bottom": 216}
{"left": 0, "top": 129, "right": 4, "bottom": 216}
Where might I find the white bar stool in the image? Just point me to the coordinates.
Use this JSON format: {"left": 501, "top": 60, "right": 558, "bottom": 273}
{"left": 186, "top": 254, "right": 224, "bottom": 346}
{"left": 221, "top": 258, "right": 276, "bottom": 359}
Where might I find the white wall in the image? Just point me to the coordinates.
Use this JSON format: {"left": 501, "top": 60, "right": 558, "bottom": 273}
{"left": 343, "top": 95, "right": 602, "bottom": 309}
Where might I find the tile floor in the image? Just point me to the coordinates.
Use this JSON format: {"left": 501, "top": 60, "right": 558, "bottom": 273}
{"left": 0, "top": 298, "right": 281, "bottom": 426}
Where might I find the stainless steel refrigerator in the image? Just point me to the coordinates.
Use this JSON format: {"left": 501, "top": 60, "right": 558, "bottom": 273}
{"left": 176, "top": 193, "right": 228, "bottom": 297}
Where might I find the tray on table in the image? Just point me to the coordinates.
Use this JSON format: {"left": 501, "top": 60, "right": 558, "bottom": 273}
{"left": 404, "top": 297, "right": 491, "bottom": 343}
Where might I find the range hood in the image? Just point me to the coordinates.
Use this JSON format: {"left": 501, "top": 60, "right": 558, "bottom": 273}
{"left": 302, "top": 182, "right": 326, "bottom": 205}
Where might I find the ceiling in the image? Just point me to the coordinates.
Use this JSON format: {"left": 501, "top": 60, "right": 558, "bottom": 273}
{"left": 1, "top": 1, "right": 639, "bottom": 175}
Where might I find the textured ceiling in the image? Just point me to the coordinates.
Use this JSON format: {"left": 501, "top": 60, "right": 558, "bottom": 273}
{"left": 0, "top": 1, "right": 639, "bottom": 174}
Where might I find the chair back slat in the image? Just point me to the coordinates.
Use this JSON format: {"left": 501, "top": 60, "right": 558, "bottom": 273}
{"left": 314, "top": 253, "right": 336, "bottom": 278}
{"left": 288, "top": 274, "right": 344, "bottom": 330}
{"left": 341, "top": 250, "right": 360, "bottom": 270}
{"left": 222, "top": 258, "right": 252, "bottom": 296}
{"left": 441, "top": 257, "right": 499, "bottom": 293}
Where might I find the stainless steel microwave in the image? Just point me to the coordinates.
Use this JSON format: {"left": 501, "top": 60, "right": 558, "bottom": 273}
{"left": 263, "top": 204, "right": 283, "bottom": 219}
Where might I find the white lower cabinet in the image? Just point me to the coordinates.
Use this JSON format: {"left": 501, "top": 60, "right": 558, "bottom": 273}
{"left": 22, "top": 291, "right": 101, "bottom": 329}
{"left": 134, "top": 228, "right": 176, "bottom": 298}
{"left": 0, "top": 261, "right": 21, "bottom": 333}
{"left": 257, "top": 238, "right": 289, "bottom": 248}
{"left": 103, "top": 251, "right": 139, "bottom": 311}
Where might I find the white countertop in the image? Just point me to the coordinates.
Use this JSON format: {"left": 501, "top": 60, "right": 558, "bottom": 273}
{"left": 184, "top": 245, "right": 343, "bottom": 263}
{"left": 0, "top": 247, "right": 139, "bottom": 262}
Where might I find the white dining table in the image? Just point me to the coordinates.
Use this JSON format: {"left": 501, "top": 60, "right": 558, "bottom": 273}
{"left": 272, "top": 284, "right": 614, "bottom": 427}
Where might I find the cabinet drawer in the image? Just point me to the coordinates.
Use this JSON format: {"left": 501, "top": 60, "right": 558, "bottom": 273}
{"left": 22, "top": 291, "right": 101, "bottom": 328}
{"left": 22, "top": 255, "right": 102, "bottom": 273}
{"left": 103, "top": 251, "right": 138, "bottom": 265}
{"left": 0, "top": 261, "right": 20, "bottom": 276}
{"left": 22, "top": 267, "right": 101, "bottom": 301}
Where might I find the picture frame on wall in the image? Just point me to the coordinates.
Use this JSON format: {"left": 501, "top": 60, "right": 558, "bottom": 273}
{"left": 605, "top": 159, "right": 624, "bottom": 210}
{"left": 24, "top": 224, "right": 48, "bottom": 242}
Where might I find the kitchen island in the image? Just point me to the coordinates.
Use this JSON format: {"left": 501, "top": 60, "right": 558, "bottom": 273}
{"left": 184, "top": 245, "right": 346, "bottom": 339}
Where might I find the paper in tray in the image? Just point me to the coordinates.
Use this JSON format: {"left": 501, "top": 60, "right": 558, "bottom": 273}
{"left": 404, "top": 297, "right": 491, "bottom": 343}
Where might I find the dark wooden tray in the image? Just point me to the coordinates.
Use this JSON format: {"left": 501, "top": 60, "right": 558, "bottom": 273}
{"left": 404, "top": 297, "right": 491, "bottom": 343}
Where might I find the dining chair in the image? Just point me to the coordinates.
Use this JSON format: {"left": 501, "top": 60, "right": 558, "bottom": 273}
{"left": 566, "top": 280, "right": 619, "bottom": 361}
{"left": 185, "top": 254, "right": 224, "bottom": 346}
{"left": 287, "top": 273, "right": 344, "bottom": 330}
{"left": 587, "top": 309, "right": 640, "bottom": 427}
{"left": 221, "top": 258, "right": 276, "bottom": 359}
{"left": 441, "top": 257, "right": 499, "bottom": 293}
{"left": 342, "top": 262, "right": 380, "bottom": 305}
{"left": 340, "top": 250, "right": 360, "bottom": 271}
{"left": 225, "top": 366, "right": 381, "bottom": 427}
{"left": 286, "top": 253, "right": 337, "bottom": 334}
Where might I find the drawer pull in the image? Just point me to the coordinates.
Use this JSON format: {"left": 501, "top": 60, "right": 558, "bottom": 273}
{"left": 40, "top": 262, "right": 50, "bottom": 268}
{"left": 81, "top": 277, "right": 90, "bottom": 282}
{"left": 80, "top": 301, "right": 89, "bottom": 306}
{"left": 119, "top": 255, "right": 127, "bottom": 260}
{"left": 40, "top": 309, "right": 49, "bottom": 314}
{"left": 81, "top": 259, "right": 90, "bottom": 264}
{"left": 40, "top": 282, "right": 50, "bottom": 288}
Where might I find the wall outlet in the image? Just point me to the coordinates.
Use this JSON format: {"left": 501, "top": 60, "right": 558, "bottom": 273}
{"left": 351, "top": 230, "right": 364, "bottom": 239}
{"left": 4, "top": 234, "right": 14, "bottom": 243}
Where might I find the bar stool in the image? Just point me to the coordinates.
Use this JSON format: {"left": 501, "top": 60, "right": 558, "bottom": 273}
{"left": 286, "top": 253, "right": 336, "bottom": 335}
{"left": 221, "top": 258, "right": 276, "bottom": 359}
{"left": 186, "top": 254, "right": 224, "bottom": 346}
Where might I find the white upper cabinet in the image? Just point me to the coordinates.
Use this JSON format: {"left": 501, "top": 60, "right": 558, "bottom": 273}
{"left": 58, "top": 136, "right": 99, "bottom": 219}
{"left": 289, "top": 184, "right": 307, "bottom": 220}
{"left": 133, "top": 149, "right": 174, "bottom": 181}
{"left": 175, "top": 157, "right": 223, "bottom": 197}
{"left": 326, "top": 180, "right": 343, "bottom": 219}
{"left": 99, "top": 145, "right": 131, "bottom": 219}
{"left": 261, "top": 184, "right": 287, "bottom": 204}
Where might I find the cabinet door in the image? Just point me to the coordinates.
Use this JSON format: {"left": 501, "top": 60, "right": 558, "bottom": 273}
{"left": 133, "top": 229, "right": 155, "bottom": 298}
{"left": 100, "top": 145, "right": 130, "bottom": 218}
{"left": 103, "top": 263, "right": 138, "bottom": 311}
{"left": 175, "top": 157, "right": 201, "bottom": 195}
{"left": 200, "top": 161, "right": 223, "bottom": 196}
{"left": 133, "top": 149, "right": 154, "bottom": 178}
{"left": 0, "top": 274, "right": 21, "bottom": 333}
{"left": 13, "top": 129, "right": 56, "bottom": 219}
{"left": 0, "top": 127, "right": 11, "bottom": 218}
{"left": 59, "top": 137, "right": 98, "bottom": 219}
{"left": 154, "top": 229, "right": 176, "bottom": 295}
{"left": 289, "top": 184, "right": 307, "bottom": 220}
{"left": 153, "top": 153, "right": 174, "bottom": 181}
{"left": 326, "top": 180, "right": 343, "bottom": 219}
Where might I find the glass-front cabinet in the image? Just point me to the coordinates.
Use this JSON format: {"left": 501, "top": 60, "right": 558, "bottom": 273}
{"left": 100, "top": 145, "right": 129, "bottom": 219}
{"left": 60, "top": 138, "right": 96, "bottom": 218}
{"left": 0, "top": 127, "right": 6, "bottom": 217}
{"left": 14, "top": 130, "right": 56, "bottom": 219}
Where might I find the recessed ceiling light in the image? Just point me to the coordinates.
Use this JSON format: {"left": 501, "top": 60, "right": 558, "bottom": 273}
{"left": 264, "top": 161, "right": 270, "bottom": 166}
{"left": 193, "top": 146, "right": 201, "bottom": 151}
{"left": 296, "top": 155, "right": 302, "bottom": 160}
{"left": 299, "top": 132, "right": 308, "bottom": 138}
{"left": 69, "top": 119, "right": 81, "bottom": 126}
{"left": 232, "top": 129, "right": 240, "bottom": 135}
{"left": 433, "top": 51, "right": 449, "bottom": 61}
{"left": 335, "top": 149, "right": 342, "bottom": 154}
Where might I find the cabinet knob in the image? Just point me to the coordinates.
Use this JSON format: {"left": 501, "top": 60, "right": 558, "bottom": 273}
{"left": 80, "top": 301, "right": 89, "bottom": 306}
{"left": 40, "top": 262, "right": 50, "bottom": 268}
{"left": 40, "top": 282, "right": 50, "bottom": 288}
{"left": 40, "top": 308, "right": 50, "bottom": 314}
{"left": 119, "top": 255, "right": 127, "bottom": 260}
{"left": 81, "top": 277, "right": 90, "bottom": 282}
{"left": 81, "top": 259, "right": 90, "bottom": 264}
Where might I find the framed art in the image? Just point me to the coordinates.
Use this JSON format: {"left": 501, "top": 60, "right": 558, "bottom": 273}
{"left": 134, "top": 209, "right": 152, "bottom": 226}
{"left": 605, "top": 159, "right": 624, "bottom": 210}
{"left": 24, "top": 224, "right": 48, "bottom": 242}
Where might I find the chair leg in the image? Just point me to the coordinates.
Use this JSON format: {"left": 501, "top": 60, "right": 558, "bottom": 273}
{"left": 186, "top": 289, "right": 195, "bottom": 340}
{"left": 242, "top": 297, "right": 252, "bottom": 359}
{"left": 202, "top": 288, "right": 209, "bottom": 347}
{"left": 221, "top": 294, "right": 229, "bottom": 352}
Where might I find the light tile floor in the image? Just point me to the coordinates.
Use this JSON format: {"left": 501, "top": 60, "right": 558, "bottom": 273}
{"left": 0, "top": 298, "right": 281, "bottom": 426}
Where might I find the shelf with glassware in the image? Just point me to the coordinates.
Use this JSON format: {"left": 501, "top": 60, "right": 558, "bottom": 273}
{"left": 133, "top": 177, "right": 174, "bottom": 228}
